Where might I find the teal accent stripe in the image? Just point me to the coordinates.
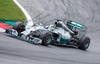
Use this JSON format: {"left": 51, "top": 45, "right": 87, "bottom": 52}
{"left": 5, "top": 21, "right": 17, "bottom": 26}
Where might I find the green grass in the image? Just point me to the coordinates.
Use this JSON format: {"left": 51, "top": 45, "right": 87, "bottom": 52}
{"left": 0, "top": 0, "right": 26, "bottom": 22}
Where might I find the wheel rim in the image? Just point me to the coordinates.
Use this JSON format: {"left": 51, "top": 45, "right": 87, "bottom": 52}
{"left": 84, "top": 38, "right": 90, "bottom": 48}
{"left": 18, "top": 24, "right": 25, "bottom": 32}
{"left": 46, "top": 34, "right": 52, "bottom": 44}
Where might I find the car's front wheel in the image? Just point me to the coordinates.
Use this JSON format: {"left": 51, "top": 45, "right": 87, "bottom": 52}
{"left": 40, "top": 31, "right": 53, "bottom": 46}
{"left": 13, "top": 22, "right": 25, "bottom": 33}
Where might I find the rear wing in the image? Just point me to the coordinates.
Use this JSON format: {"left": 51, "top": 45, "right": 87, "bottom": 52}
{"left": 68, "top": 21, "right": 87, "bottom": 29}
{"left": 67, "top": 20, "right": 87, "bottom": 37}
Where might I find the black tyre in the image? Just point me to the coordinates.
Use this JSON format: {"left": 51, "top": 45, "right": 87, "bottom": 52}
{"left": 78, "top": 36, "right": 90, "bottom": 50}
{"left": 40, "top": 31, "right": 52, "bottom": 46}
{"left": 13, "top": 22, "right": 25, "bottom": 33}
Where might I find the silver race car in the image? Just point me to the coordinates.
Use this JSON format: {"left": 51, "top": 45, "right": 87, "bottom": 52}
{"left": 5, "top": 20, "right": 90, "bottom": 50}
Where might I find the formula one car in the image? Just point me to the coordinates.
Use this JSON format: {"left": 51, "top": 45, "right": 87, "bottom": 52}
{"left": 5, "top": 20, "right": 90, "bottom": 50}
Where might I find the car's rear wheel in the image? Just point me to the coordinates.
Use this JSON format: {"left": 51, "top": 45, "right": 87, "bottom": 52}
{"left": 13, "top": 22, "right": 25, "bottom": 33}
{"left": 78, "top": 36, "right": 90, "bottom": 50}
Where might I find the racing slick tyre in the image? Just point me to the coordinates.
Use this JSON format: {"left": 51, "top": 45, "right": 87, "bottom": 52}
{"left": 78, "top": 36, "right": 90, "bottom": 50}
{"left": 13, "top": 22, "right": 25, "bottom": 33}
{"left": 40, "top": 31, "right": 53, "bottom": 46}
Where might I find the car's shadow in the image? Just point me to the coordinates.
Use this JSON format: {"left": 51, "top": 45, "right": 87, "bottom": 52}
{"left": 51, "top": 44, "right": 78, "bottom": 49}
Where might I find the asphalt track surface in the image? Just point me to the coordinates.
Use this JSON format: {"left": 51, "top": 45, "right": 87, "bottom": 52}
{"left": 0, "top": 0, "right": 100, "bottom": 64}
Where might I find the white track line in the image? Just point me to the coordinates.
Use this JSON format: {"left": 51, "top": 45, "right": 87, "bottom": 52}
{"left": 0, "top": 28, "right": 5, "bottom": 32}
{"left": 13, "top": 0, "right": 33, "bottom": 28}
{"left": 0, "top": 0, "right": 33, "bottom": 32}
